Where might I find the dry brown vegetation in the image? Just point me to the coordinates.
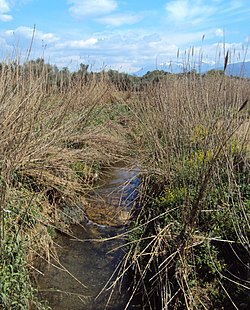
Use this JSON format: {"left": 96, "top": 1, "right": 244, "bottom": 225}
{"left": 0, "top": 55, "right": 249, "bottom": 309}
{"left": 0, "top": 59, "right": 132, "bottom": 309}
{"left": 121, "top": 71, "right": 250, "bottom": 309}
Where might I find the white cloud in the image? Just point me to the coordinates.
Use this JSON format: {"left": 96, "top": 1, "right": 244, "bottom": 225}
{"left": 68, "top": 0, "right": 117, "bottom": 18}
{"left": 96, "top": 12, "right": 144, "bottom": 26}
{"left": 40, "top": 33, "right": 59, "bottom": 43}
{"left": 165, "top": 0, "right": 215, "bottom": 25}
{"left": 55, "top": 38, "right": 98, "bottom": 49}
{"left": 0, "top": 0, "right": 12, "bottom": 21}
{"left": 0, "top": 0, "right": 9, "bottom": 12}
{"left": 165, "top": 0, "right": 250, "bottom": 28}
{"left": 5, "top": 26, "right": 31, "bottom": 37}
{"left": 215, "top": 28, "right": 224, "bottom": 37}
{"left": 0, "top": 36, "right": 10, "bottom": 50}
{"left": 0, "top": 13, "right": 12, "bottom": 21}
{"left": 5, "top": 26, "right": 59, "bottom": 43}
{"left": 43, "top": 30, "right": 183, "bottom": 72}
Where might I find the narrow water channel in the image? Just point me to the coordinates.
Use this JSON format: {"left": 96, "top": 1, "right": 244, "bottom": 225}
{"left": 37, "top": 165, "right": 141, "bottom": 310}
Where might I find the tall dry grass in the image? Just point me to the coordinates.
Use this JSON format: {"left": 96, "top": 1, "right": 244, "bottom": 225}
{"left": 0, "top": 58, "right": 130, "bottom": 308}
{"left": 122, "top": 70, "right": 250, "bottom": 309}
{"left": 1, "top": 52, "right": 249, "bottom": 309}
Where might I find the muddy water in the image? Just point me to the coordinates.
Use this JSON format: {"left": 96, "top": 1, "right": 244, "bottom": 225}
{"left": 37, "top": 166, "right": 141, "bottom": 310}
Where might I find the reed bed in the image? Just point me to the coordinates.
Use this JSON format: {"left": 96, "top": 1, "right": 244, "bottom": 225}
{"left": 122, "top": 69, "right": 250, "bottom": 309}
{"left": 0, "top": 59, "right": 130, "bottom": 309}
{"left": 0, "top": 53, "right": 249, "bottom": 309}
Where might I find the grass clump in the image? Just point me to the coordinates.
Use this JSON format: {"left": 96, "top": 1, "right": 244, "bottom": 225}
{"left": 0, "top": 204, "right": 50, "bottom": 310}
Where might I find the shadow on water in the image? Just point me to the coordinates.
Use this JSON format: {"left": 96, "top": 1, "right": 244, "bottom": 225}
{"left": 37, "top": 165, "right": 142, "bottom": 310}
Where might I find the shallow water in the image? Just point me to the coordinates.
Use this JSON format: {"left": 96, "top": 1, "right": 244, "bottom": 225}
{"left": 37, "top": 166, "right": 141, "bottom": 310}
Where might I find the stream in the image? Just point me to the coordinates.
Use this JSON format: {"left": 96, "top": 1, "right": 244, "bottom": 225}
{"left": 37, "top": 165, "right": 141, "bottom": 310}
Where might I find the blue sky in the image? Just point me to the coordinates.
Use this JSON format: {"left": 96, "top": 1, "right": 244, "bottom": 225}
{"left": 0, "top": 0, "right": 250, "bottom": 72}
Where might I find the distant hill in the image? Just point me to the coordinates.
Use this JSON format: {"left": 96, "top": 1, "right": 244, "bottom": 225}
{"left": 133, "top": 61, "right": 250, "bottom": 78}
{"left": 223, "top": 61, "right": 250, "bottom": 78}
{"left": 133, "top": 61, "right": 215, "bottom": 76}
{"left": 133, "top": 62, "right": 184, "bottom": 76}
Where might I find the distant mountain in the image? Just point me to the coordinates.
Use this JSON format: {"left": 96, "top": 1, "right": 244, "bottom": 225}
{"left": 133, "top": 61, "right": 250, "bottom": 78}
{"left": 133, "top": 61, "right": 215, "bottom": 76}
{"left": 223, "top": 61, "right": 250, "bottom": 78}
{"left": 132, "top": 62, "right": 183, "bottom": 77}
